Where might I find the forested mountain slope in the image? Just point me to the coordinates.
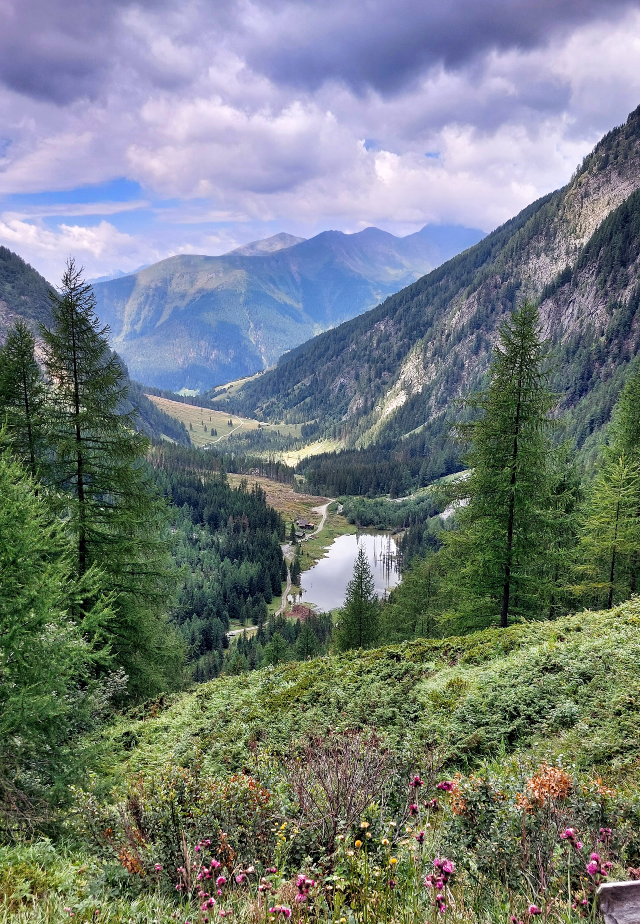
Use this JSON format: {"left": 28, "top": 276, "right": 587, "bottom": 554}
{"left": 0, "top": 247, "right": 189, "bottom": 445}
{"left": 91, "top": 224, "right": 483, "bottom": 392}
{"left": 0, "top": 246, "right": 54, "bottom": 341}
{"left": 229, "top": 105, "right": 640, "bottom": 468}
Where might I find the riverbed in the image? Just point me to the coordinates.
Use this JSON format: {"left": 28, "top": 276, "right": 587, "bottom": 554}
{"left": 298, "top": 532, "right": 400, "bottom": 611}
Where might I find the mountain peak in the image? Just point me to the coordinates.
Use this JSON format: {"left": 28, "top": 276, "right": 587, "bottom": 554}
{"left": 227, "top": 232, "right": 306, "bottom": 257}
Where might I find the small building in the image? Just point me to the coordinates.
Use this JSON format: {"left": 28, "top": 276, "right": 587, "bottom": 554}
{"left": 287, "top": 604, "right": 314, "bottom": 621}
{"left": 296, "top": 517, "right": 314, "bottom": 529}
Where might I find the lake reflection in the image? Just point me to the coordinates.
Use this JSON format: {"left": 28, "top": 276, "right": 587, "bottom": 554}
{"left": 299, "top": 532, "right": 400, "bottom": 612}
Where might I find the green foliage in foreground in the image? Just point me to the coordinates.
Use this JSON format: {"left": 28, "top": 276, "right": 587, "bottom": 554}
{"left": 4, "top": 601, "right": 640, "bottom": 923}
{"left": 99, "top": 598, "right": 640, "bottom": 783}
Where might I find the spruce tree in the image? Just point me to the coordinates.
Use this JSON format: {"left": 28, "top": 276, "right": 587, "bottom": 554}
{"left": 0, "top": 321, "right": 51, "bottom": 480}
{"left": 41, "top": 259, "right": 184, "bottom": 700}
{"left": 442, "top": 302, "right": 556, "bottom": 628}
{"left": 334, "top": 544, "right": 379, "bottom": 650}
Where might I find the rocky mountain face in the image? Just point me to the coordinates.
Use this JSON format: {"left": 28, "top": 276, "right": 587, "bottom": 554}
{"left": 228, "top": 105, "right": 640, "bottom": 465}
{"left": 90, "top": 225, "right": 484, "bottom": 392}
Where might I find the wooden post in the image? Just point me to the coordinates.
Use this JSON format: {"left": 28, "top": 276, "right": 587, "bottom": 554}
{"left": 598, "top": 880, "right": 640, "bottom": 923}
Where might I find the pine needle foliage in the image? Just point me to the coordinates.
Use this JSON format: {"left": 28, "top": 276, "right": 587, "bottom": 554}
{"left": 0, "top": 321, "right": 50, "bottom": 480}
{"left": 334, "top": 544, "right": 379, "bottom": 650}
{"left": 441, "top": 301, "right": 556, "bottom": 628}
{"left": 41, "top": 259, "right": 184, "bottom": 701}
{"left": 0, "top": 447, "right": 109, "bottom": 831}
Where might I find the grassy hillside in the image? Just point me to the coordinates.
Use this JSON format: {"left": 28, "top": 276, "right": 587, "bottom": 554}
{"left": 101, "top": 599, "right": 640, "bottom": 784}
{"left": 3, "top": 600, "right": 640, "bottom": 923}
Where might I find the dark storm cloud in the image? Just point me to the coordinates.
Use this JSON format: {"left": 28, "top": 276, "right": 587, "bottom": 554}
{"left": 241, "top": 0, "right": 640, "bottom": 94}
{"left": 1, "top": 0, "right": 638, "bottom": 105}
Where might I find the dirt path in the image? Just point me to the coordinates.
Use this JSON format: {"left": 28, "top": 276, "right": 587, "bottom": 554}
{"left": 304, "top": 500, "right": 333, "bottom": 540}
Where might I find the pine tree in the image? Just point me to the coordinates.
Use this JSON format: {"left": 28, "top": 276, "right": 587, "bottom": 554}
{"left": 334, "top": 544, "right": 379, "bottom": 650}
{"left": 576, "top": 454, "right": 640, "bottom": 608}
{"left": 0, "top": 321, "right": 51, "bottom": 480}
{"left": 0, "top": 447, "right": 110, "bottom": 828}
{"left": 295, "top": 623, "right": 320, "bottom": 659}
{"left": 608, "top": 361, "right": 640, "bottom": 594}
{"left": 441, "top": 302, "right": 556, "bottom": 628}
{"left": 41, "top": 259, "right": 184, "bottom": 700}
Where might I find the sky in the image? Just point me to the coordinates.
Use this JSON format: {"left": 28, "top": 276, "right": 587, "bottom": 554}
{"left": 2, "top": 0, "right": 640, "bottom": 282}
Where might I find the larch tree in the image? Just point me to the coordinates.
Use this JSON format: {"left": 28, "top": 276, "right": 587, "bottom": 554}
{"left": 607, "top": 361, "right": 640, "bottom": 594}
{"left": 41, "top": 259, "right": 184, "bottom": 701}
{"left": 441, "top": 301, "right": 556, "bottom": 628}
{"left": 0, "top": 321, "right": 51, "bottom": 480}
{"left": 334, "top": 544, "right": 379, "bottom": 650}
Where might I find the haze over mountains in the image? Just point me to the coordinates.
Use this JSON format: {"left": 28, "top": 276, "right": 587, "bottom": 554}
{"left": 90, "top": 224, "right": 484, "bottom": 392}
{"left": 224, "top": 104, "right": 640, "bottom": 477}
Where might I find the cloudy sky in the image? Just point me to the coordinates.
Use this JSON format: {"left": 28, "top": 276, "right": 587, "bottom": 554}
{"left": 2, "top": 0, "right": 640, "bottom": 282}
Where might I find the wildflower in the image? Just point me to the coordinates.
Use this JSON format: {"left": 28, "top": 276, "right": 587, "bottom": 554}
{"left": 409, "top": 803, "right": 419, "bottom": 815}
{"left": 598, "top": 827, "right": 613, "bottom": 843}
{"left": 415, "top": 831, "right": 425, "bottom": 845}
{"left": 411, "top": 775, "right": 424, "bottom": 788}
{"left": 269, "top": 906, "right": 292, "bottom": 918}
{"left": 587, "top": 860, "right": 598, "bottom": 876}
{"left": 388, "top": 879, "right": 397, "bottom": 889}
{"left": 235, "top": 874, "right": 245, "bottom": 884}
{"left": 266, "top": 867, "right": 278, "bottom": 873}
{"left": 155, "top": 863, "right": 163, "bottom": 872}
{"left": 528, "top": 905, "right": 542, "bottom": 916}
{"left": 381, "top": 838, "right": 389, "bottom": 846}
{"left": 355, "top": 840, "right": 362, "bottom": 848}
{"left": 366, "top": 831, "right": 372, "bottom": 838}
{"left": 427, "top": 798, "right": 440, "bottom": 811}
{"left": 437, "top": 780, "right": 453, "bottom": 792}
{"left": 216, "top": 876, "right": 227, "bottom": 887}
{"left": 389, "top": 857, "right": 398, "bottom": 865}
{"left": 360, "top": 821, "right": 370, "bottom": 828}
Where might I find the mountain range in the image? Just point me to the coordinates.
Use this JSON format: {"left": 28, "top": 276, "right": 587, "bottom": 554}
{"left": 90, "top": 224, "right": 484, "bottom": 392}
{"left": 222, "top": 104, "right": 640, "bottom": 479}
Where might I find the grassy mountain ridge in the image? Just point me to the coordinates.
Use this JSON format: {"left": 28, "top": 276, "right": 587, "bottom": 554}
{"left": 91, "top": 225, "right": 484, "bottom": 393}
{"left": 228, "top": 105, "right": 640, "bottom": 468}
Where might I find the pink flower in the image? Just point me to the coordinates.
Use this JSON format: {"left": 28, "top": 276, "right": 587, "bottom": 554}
{"left": 266, "top": 867, "right": 277, "bottom": 874}
{"left": 155, "top": 863, "right": 162, "bottom": 872}
{"left": 587, "top": 861, "right": 598, "bottom": 876}
{"left": 415, "top": 831, "right": 425, "bottom": 845}
{"left": 409, "top": 803, "right": 418, "bottom": 815}
{"left": 216, "top": 876, "right": 227, "bottom": 887}
{"left": 528, "top": 906, "right": 542, "bottom": 916}
{"left": 411, "top": 775, "right": 424, "bottom": 788}
{"left": 437, "top": 780, "right": 453, "bottom": 792}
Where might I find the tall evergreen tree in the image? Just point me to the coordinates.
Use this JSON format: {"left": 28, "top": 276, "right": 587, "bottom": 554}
{"left": 0, "top": 321, "right": 50, "bottom": 480}
{"left": 334, "top": 544, "right": 379, "bottom": 650}
{"left": 0, "top": 446, "right": 110, "bottom": 829}
{"left": 441, "top": 302, "right": 556, "bottom": 628}
{"left": 607, "top": 361, "right": 640, "bottom": 594}
{"left": 576, "top": 454, "right": 640, "bottom": 609}
{"left": 41, "top": 259, "right": 184, "bottom": 700}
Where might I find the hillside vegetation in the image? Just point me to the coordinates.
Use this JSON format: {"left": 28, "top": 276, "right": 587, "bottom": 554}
{"left": 2, "top": 601, "right": 640, "bottom": 923}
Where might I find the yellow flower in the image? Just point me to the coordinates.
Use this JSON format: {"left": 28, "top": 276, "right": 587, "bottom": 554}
{"left": 389, "top": 857, "right": 398, "bottom": 865}
{"left": 355, "top": 840, "right": 362, "bottom": 848}
{"left": 381, "top": 838, "right": 389, "bottom": 846}
{"left": 360, "top": 821, "right": 370, "bottom": 829}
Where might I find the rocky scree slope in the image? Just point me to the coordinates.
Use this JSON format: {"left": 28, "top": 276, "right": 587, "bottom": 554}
{"left": 91, "top": 225, "right": 483, "bottom": 393}
{"left": 229, "top": 105, "right": 640, "bottom": 461}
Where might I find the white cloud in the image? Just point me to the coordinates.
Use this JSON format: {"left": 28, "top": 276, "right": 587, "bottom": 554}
{"left": 1, "top": 3, "right": 640, "bottom": 276}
